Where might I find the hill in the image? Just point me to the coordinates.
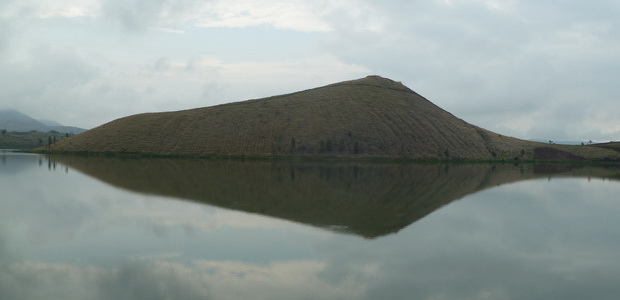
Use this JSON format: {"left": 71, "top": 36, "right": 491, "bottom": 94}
{"left": 40, "top": 76, "right": 620, "bottom": 161}
{"left": 0, "top": 110, "right": 86, "bottom": 134}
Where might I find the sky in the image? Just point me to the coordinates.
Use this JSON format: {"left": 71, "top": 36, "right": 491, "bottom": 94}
{"left": 0, "top": 0, "right": 618, "bottom": 142}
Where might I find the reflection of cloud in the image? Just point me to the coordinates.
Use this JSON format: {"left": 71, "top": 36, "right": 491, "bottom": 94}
{"left": 7, "top": 243, "right": 617, "bottom": 300}
{"left": 0, "top": 261, "right": 209, "bottom": 300}
{"left": 0, "top": 259, "right": 364, "bottom": 300}
{"left": 0, "top": 262, "right": 106, "bottom": 300}
{"left": 98, "top": 261, "right": 212, "bottom": 300}
{"left": 188, "top": 260, "right": 362, "bottom": 300}
{"left": 122, "top": 194, "right": 319, "bottom": 239}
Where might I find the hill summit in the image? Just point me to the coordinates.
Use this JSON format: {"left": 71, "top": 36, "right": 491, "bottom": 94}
{"left": 42, "top": 76, "right": 619, "bottom": 161}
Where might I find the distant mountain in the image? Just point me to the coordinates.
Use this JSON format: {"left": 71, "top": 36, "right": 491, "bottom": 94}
{"left": 0, "top": 110, "right": 86, "bottom": 134}
{"left": 39, "top": 119, "right": 63, "bottom": 126}
{"left": 48, "top": 125, "right": 87, "bottom": 135}
{"left": 0, "top": 110, "right": 49, "bottom": 132}
{"left": 529, "top": 139, "right": 586, "bottom": 146}
{"left": 40, "top": 76, "right": 620, "bottom": 161}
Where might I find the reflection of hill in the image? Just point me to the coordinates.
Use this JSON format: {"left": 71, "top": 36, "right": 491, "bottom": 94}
{"left": 49, "top": 156, "right": 620, "bottom": 238}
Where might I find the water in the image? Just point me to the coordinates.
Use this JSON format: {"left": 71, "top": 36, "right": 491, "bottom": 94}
{"left": 1, "top": 151, "right": 620, "bottom": 300}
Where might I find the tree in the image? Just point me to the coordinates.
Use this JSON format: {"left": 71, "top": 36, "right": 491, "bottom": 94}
{"left": 1, "top": 129, "right": 6, "bottom": 136}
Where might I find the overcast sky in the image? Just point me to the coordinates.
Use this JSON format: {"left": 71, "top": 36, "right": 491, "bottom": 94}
{"left": 1, "top": 0, "right": 618, "bottom": 141}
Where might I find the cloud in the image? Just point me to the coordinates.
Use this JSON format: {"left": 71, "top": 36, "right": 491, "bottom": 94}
{"left": 2, "top": 0, "right": 337, "bottom": 33}
{"left": 100, "top": 0, "right": 194, "bottom": 32}
{"left": 0, "top": 44, "right": 103, "bottom": 126}
{"left": 193, "top": 0, "right": 333, "bottom": 32}
{"left": 0, "top": 21, "right": 9, "bottom": 54}
{"left": 99, "top": 0, "right": 337, "bottom": 33}
{"left": 0, "top": 0, "right": 98, "bottom": 19}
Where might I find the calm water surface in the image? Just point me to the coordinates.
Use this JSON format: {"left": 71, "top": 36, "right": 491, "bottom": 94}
{"left": 1, "top": 151, "right": 620, "bottom": 300}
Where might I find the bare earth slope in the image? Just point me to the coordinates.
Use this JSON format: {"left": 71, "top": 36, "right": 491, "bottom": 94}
{"left": 44, "top": 76, "right": 619, "bottom": 161}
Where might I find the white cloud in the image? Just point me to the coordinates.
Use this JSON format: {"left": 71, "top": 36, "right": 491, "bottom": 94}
{"left": 194, "top": 0, "right": 333, "bottom": 32}
{"left": 0, "top": 0, "right": 99, "bottom": 19}
{"left": 97, "top": 0, "right": 338, "bottom": 33}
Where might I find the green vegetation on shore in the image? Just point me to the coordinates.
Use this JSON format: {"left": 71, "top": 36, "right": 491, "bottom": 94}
{"left": 0, "top": 130, "right": 73, "bottom": 150}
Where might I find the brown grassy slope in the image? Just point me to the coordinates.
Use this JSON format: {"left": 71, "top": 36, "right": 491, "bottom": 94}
{"left": 44, "top": 76, "right": 618, "bottom": 160}
{"left": 594, "top": 142, "right": 620, "bottom": 152}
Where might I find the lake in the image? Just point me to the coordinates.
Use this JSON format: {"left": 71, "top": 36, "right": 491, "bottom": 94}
{"left": 1, "top": 151, "right": 620, "bottom": 300}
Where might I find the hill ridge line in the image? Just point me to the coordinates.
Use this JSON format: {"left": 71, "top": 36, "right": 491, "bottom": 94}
{"left": 248, "top": 75, "right": 415, "bottom": 104}
{"left": 339, "top": 82, "right": 415, "bottom": 94}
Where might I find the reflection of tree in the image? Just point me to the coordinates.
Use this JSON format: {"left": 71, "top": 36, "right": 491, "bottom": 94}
{"left": 48, "top": 156, "right": 620, "bottom": 238}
